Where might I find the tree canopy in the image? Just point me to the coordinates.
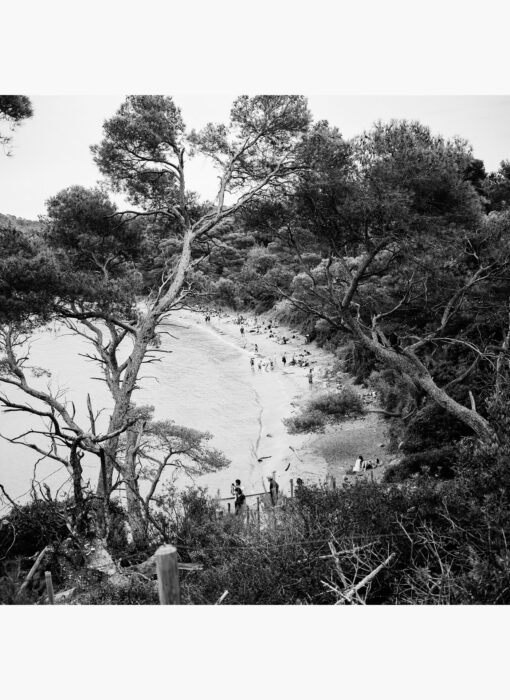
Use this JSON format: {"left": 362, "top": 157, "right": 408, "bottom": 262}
{"left": 0, "top": 95, "right": 33, "bottom": 152}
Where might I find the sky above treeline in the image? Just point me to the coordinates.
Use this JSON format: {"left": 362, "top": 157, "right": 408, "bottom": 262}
{"left": 1, "top": 95, "right": 510, "bottom": 220}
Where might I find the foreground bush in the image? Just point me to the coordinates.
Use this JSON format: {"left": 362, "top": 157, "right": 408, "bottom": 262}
{"left": 4, "top": 441, "right": 510, "bottom": 605}
{"left": 178, "top": 441, "right": 510, "bottom": 604}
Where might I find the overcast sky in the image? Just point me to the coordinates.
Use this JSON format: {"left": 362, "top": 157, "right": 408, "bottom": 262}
{"left": 1, "top": 95, "right": 510, "bottom": 220}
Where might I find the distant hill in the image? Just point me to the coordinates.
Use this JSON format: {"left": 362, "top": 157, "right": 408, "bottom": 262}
{"left": 0, "top": 212, "right": 42, "bottom": 234}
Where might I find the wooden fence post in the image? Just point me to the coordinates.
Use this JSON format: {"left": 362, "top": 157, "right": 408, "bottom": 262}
{"left": 45, "top": 571, "right": 54, "bottom": 605}
{"left": 17, "top": 545, "right": 51, "bottom": 599}
{"left": 332, "top": 477, "right": 337, "bottom": 490}
{"left": 156, "top": 544, "right": 180, "bottom": 605}
{"left": 246, "top": 505, "right": 250, "bottom": 527}
{"left": 290, "top": 479, "right": 294, "bottom": 498}
{"left": 228, "top": 502, "right": 231, "bottom": 514}
{"left": 257, "top": 497, "right": 261, "bottom": 530}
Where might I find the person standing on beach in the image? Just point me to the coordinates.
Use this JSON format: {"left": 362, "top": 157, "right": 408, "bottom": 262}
{"left": 254, "top": 344, "right": 259, "bottom": 353}
{"left": 308, "top": 368, "right": 313, "bottom": 385}
{"left": 268, "top": 476, "right": 279, "bottom": 506}
{"left": 250, "top": 357, "right": 255, "bottom": 369}
{"left": 240, "top": 326, "right": 245, "bottom": 336}
{"left": 282, "top": 354, "right": 287, "bottom": 367}
{"left": 231, "top": 479, "right": 246, "bottom": 515}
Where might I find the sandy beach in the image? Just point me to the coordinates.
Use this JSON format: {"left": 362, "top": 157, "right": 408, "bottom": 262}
{"left": 178, "top": 307, "right": 391, "bottom": 500}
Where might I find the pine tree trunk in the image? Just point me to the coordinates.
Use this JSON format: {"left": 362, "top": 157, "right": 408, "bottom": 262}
{"left": 348, "top": 319, "right": 498, "bottom": 446}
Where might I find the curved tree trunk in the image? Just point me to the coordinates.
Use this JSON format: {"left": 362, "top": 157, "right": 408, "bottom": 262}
{"left": 347, "top": 317, "right": 498, "bottom": 446}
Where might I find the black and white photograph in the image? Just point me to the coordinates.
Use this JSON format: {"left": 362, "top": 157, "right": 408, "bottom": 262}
{"left": 3, "top": 93, "right": 510, "bottom": 607}
{"left": 1, "top": 2, "right": 509, "bottom": 697}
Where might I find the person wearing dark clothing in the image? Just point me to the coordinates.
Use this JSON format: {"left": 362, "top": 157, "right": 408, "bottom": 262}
{"left": 268, "top": 476, "right": 279, "bottom": 506}
{"left": 231, "top": 479, "right": 246, "bottom": 515}
{"left": 282, "top": 355, "right": 287, "bottom": 367}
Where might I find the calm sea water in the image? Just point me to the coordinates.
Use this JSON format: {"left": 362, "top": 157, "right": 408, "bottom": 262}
{"left": 0, "top": 315, "right": 265, "bottom": 512}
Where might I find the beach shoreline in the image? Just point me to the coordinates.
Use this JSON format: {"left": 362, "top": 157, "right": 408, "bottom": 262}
{"left": 178, "top": 306, "right": 392, "bottom": 499}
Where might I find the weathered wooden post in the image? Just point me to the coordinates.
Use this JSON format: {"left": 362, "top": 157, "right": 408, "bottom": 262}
{"left": 228, "top": 501, "right": 231, "bottom": 514}
{"left": 17, "top": 545, "right": 51, "bottom": 599}
{"left": 332, "top": 477, "right": 337, "bottom": 490}
{"left": 156, "top": 544, "right": 180, "bottom": 605}
{"left": 290, "top": 479, "right": 294, "bottom": 498}
{"left": 45, "top": 571, "right": 54, "bottom": 605}
{"left": 257, "top": 497, "right": 261, "bottom": 530}
{"left": 246, "top": 505, "right": 250, "bottom": 527}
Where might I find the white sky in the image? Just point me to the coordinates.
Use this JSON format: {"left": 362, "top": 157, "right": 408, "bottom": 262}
{"left": 1, "top": 95, "right": 510, "bottom": 220}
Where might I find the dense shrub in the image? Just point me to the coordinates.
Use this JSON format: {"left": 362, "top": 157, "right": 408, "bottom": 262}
{"left": 343, "top": 341, "right": 378, "bottom": 383}
{"left": 283, "top": 408, "right": 326, "bottom": 434}
{"left": 401, "top": 404, "right": 473, "bottom": 453}
{"left": 0, "top": 498, "right": 70, "bottom": 559}
{"left": 383, "top": 446, "right": 457, "bottom": 482}
{"left": 5, "top": 443, "right": 510, "bottom": 605}
{"left": 177, "top": 442, "right": 510, "bottom": 604}
{"left": 309, "top": 387, "right": 364, "bottom": 417}
{"left": 369, "top": 368, "right": 415, "bottom": 414}
{"left": 284, "top": 387, "right": 364, "bottom": 434}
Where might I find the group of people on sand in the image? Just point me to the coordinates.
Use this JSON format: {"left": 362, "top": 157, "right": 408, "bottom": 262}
{"left": 201, "top": 307, "right": 317, "bottom": 383}
{"left": 231, "top": 476, "right": 280, "bottom": 515}
{"left": 250, "top": 354, "right": 278, "bottom": 371}
{"left": 352, "top": 455, "right": 382, "bottom": 473}
{"left": 236, "top": 317, "right": 299, "bottom": 346}
{"left": 249, "top": 353, "right": 315, "bottom": 383}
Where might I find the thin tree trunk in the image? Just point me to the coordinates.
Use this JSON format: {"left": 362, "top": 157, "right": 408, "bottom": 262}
{"left": 123, "top": 423, "right": 148, "bottom": 547}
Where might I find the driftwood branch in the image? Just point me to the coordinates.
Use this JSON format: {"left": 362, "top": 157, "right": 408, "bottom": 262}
{"left": 335, "top": 552, "right": 396, "bottom": 605}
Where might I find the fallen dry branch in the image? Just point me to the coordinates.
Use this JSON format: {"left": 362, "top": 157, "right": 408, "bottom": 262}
{"left": 335, "top": 552, "right": 396, "bottom": 605}
{"left": 215, "top": 590, "right": 229, "bottom": 605}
